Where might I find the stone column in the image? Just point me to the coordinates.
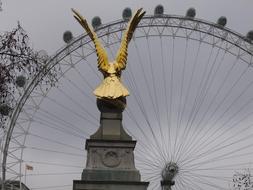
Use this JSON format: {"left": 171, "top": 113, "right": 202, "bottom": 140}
{"left": 73, "top": 98, "right": 149, "bottom": 190}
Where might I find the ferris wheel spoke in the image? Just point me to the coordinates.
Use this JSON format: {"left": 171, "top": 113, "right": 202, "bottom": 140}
{"left": 42, "top": 95, "right": 98, "bottom": 127}
{"left": 27, "top": 132, "right": 84, "bottom": 151}
{"left": 123, "top": 115, "right": 164, "bottom": 161}
{"left": 185, "top": 133, "right": 253, "bottom": 167}
{"left": 181, "top": 63, "right": 250, "bottom": 162}
{"left": 184, "top": 78, "right": 253, "bottom": 162}
{"left": 179, "top": 54, "right": 238, "bottom": 160}
{"left": 128, "top": 39, "right": 168, "bottom": 162}
{"left": 174, "top": 39, "right": 189, "bottom": 161}
{"left": 185, "top": 105, "right": 253, "bottom": 163}
{"left": 159, "top": 37, "right": 172, "bottom": 160}
{"left": 183, "top": 144, "right": 253, "bottom": 171}
{"left": 177, "top": 173, "right": 204, "bottom": 190}
{"left": 146, "top": 37, "right": 166, "bottom": 157}
{"left": 177, "top": 44, "right": 216, "bottom": 151}
{"left": 3, "top": 14, "right": 253, "bottom": 190}
{"left": 25, "top": 146, "right": 83, "bottom": 157}
{"left": 182, "top": 173, "right": 228, "bottom": 190}
{"left": 32, "top": 116, "right": 86, "bottom": 139}
{"left": 54, "top": 87, "right": 98, "bottom": 122}
{"left": 62, "top": 74, "right": 95, "bottom": 105}
{"left": 104, "top": 35, "right": 169, "bottom": 160}
{"left": 176, "top": 46, "right": 227, "bottom": 161}
{"left": 37, "top": 108, "right": 90, "bottom": 136}
{"left": 24, "top": 160, "right": 82, "bottom": 168}
{"left": 170, "top": 40, "right": 201, "bottom": 162}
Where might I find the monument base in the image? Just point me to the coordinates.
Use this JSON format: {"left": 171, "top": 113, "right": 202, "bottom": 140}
{"left": 82, "top": 139, "right": 141, "bottom": 181}
{"left": 73, "top": 98, "right": 149, "bottom": 190}
{"left": 73, "top": 180, "right": 149, "bottom": 190}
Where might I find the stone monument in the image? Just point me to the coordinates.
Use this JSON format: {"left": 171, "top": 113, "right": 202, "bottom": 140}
{"left": 72, "top": 8, "right": 149, "bottom": 190}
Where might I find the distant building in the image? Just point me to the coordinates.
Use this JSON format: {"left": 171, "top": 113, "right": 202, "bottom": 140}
{"left": 0, "top": 181, "right": 30, "bottom": 190}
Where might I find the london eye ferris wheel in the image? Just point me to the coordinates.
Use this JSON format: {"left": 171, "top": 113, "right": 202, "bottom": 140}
{"left": 1, "top": 4, "right": 253, "bottom": 190}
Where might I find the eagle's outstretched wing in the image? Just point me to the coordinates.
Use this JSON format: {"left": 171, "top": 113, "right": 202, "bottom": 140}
{"left": 72, "top": 8, "right": 109, "bottom": 73}
{"left": 114, "top": 8, "right": 145, "bottom": 72}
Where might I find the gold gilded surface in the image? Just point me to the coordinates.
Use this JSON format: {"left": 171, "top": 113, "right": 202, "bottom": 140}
{"left": 72, "top": 8, "right": 145, "bottom": 99}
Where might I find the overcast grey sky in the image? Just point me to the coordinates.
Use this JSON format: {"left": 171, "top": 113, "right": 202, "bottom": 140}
{"left": 2, "top": 1, "right": 253, "bottom": 190}
{"left": 1, "top": 0, "right": 253, "bottom": 54}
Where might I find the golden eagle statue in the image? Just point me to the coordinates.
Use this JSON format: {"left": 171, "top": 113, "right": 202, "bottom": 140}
{"left": 72, "top": 8, "right": 145, "bottom": 100}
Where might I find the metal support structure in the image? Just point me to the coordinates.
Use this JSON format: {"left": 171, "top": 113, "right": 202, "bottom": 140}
{"left": 1, "top": 14, "right": 253, "bottom": 189}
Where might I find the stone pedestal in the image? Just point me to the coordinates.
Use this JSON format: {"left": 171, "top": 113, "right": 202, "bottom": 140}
{"left": 82, "top": 140, "right": 140, "bottom": 181}
{"left": 73, "top": 98, "right": 149, "bottom": 190}
{"left": 73, "top": 181, "right": 149, "bottom": 190}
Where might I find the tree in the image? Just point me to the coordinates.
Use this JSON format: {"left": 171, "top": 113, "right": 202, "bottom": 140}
{"left": 0, "top": 23, "right": 58, "bottom": 128}
{"left": 231, "top": 169, "right": 253, "bottom": 190}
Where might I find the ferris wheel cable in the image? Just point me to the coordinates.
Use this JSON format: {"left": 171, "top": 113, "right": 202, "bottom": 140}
{"left": 62, "top": 74, "right": 95, "bottom": 105}
{"left": 128, "top": 134, "right": 165, "bottom": 164}
{"left": 43, "top": 95, "right": 98, "bottom": 127}
{"left": 184, "top": 171, "right": 233, "bottom": 182}
{"left": 178, "top": 43, "right": 216, "bottom": 144}
{"left": 181, "top": 130, "right": 253, "bottom": 166}
{"left": 26, "top": 172, "right": 80, "bottom": 176}
{"left": 34, "top": 108, "right": 90, "bottom": 136}
{"left": 183, "top": 174, "right": 227, "bottom": 190}
{"left": 31, "top": 116, "right": 86, "bottom": 139}
{"left": 24, "top": 161, "right": 82, "bottom": 168}
{"left": 128, "top": 39, "right": 168, "bottom": 162}
{"left": 135, "top": 156, "right": 163, "bottom": 170}
{"left": 178, "top": 175, "right": 203, "bottom": 190}
{"left": 62, "top": 51, "right": 100, "bottom": 85}
{"left": 170, "top": 37, "right": 176, "bottom": 162}
{"left": 123, "top": 119, "right": 164, "bottom": 162}
{"left": 68, "top": 66, "right": 94, "bottom": 93}
{"left": 55, "top": 87, "right": 98, "bottom": 122}
{"left": 159, "top": 37, "right": 172, "bottom": 161}
{"left": 179, "top": 173, "right": 211, "bottom": 190}
{"left": 184, "top": 73, "right": 253, "bottom": 161}
{"left": 182, "top": 144, "right": 253, "bottom": 170}
{"left": 142, "top": 173, "right": 161, "bottom": 183}
{"left": 176, "top": 45, "right": 226, "bottom": 162}
{"left": 185, "top": 100, "right": 253, "bottom": 161}
{"left": 26, "top": 146, "right": 83, "bottom": 157}
{"left": 181, "top": 176, "right": 226, "bottom": 190}
{"left": 181, "top": 151, "right": 253, "bottom": 172}
{"left": 181, "top": 64, "right": 250, "bottom": 161}
{"left": 174, "top": 39, "right": 189, "bottom": 162}
{"left": 146, "top": 37, "right": 170, "bottom": 160}
{"left": 202, "top": 76, "right": 253, "bottom": 136}
{"left": 182, "top": 163, "right": 253, "bottom": 171}
{"left": 105, "top": 37, "right": 168, "bottom": 160}
{"left": 35, "top": 108, "right": 89, "bottom": 137}
{"left": 135, "top": 150, "right": 164, "bottom": 167}
{"left": 27, "top": 133, "right": 84, "bottom": 151}
{"left": 179, "top": 61, "right": 237, "bottom": 159}
{"left": 146, "top": 38, "right": 163, "bottom": 138}
{"left": 187, "top": 46, "right": 225, "bottom": 131}
{"left": 196, "top": 64, "right": 249, "bottom": 131}
{"left": 72, "top": 48, "right": 101, "bottom": 82}
{"left": 170, "top": 40, "right": 201, "bottom": 162}
{"left": 179, "top": 57, "right": 239, "bottom": 161}
{"left": 135, "top": 163, "right": 161, "bottom": 172}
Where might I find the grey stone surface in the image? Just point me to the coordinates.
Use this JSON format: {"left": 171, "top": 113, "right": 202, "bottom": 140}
{"left": 91, "top": 113, "right": 132, "bottom": 140}
{"left": 82, "top": 169, "right": 140, "bottom": 181}
{"left": 73, "top": 180, "right": 149, "bottom": 190}
{"left": 83, "top": 140, "right": 140, "bottom": 181}
{"left": 73, "top": 99, "right": 149, "bottom": 190}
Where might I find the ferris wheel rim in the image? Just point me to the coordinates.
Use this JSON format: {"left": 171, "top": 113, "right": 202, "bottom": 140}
{"left": 1, "top": 13, "right": 253, "bottom": 187}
